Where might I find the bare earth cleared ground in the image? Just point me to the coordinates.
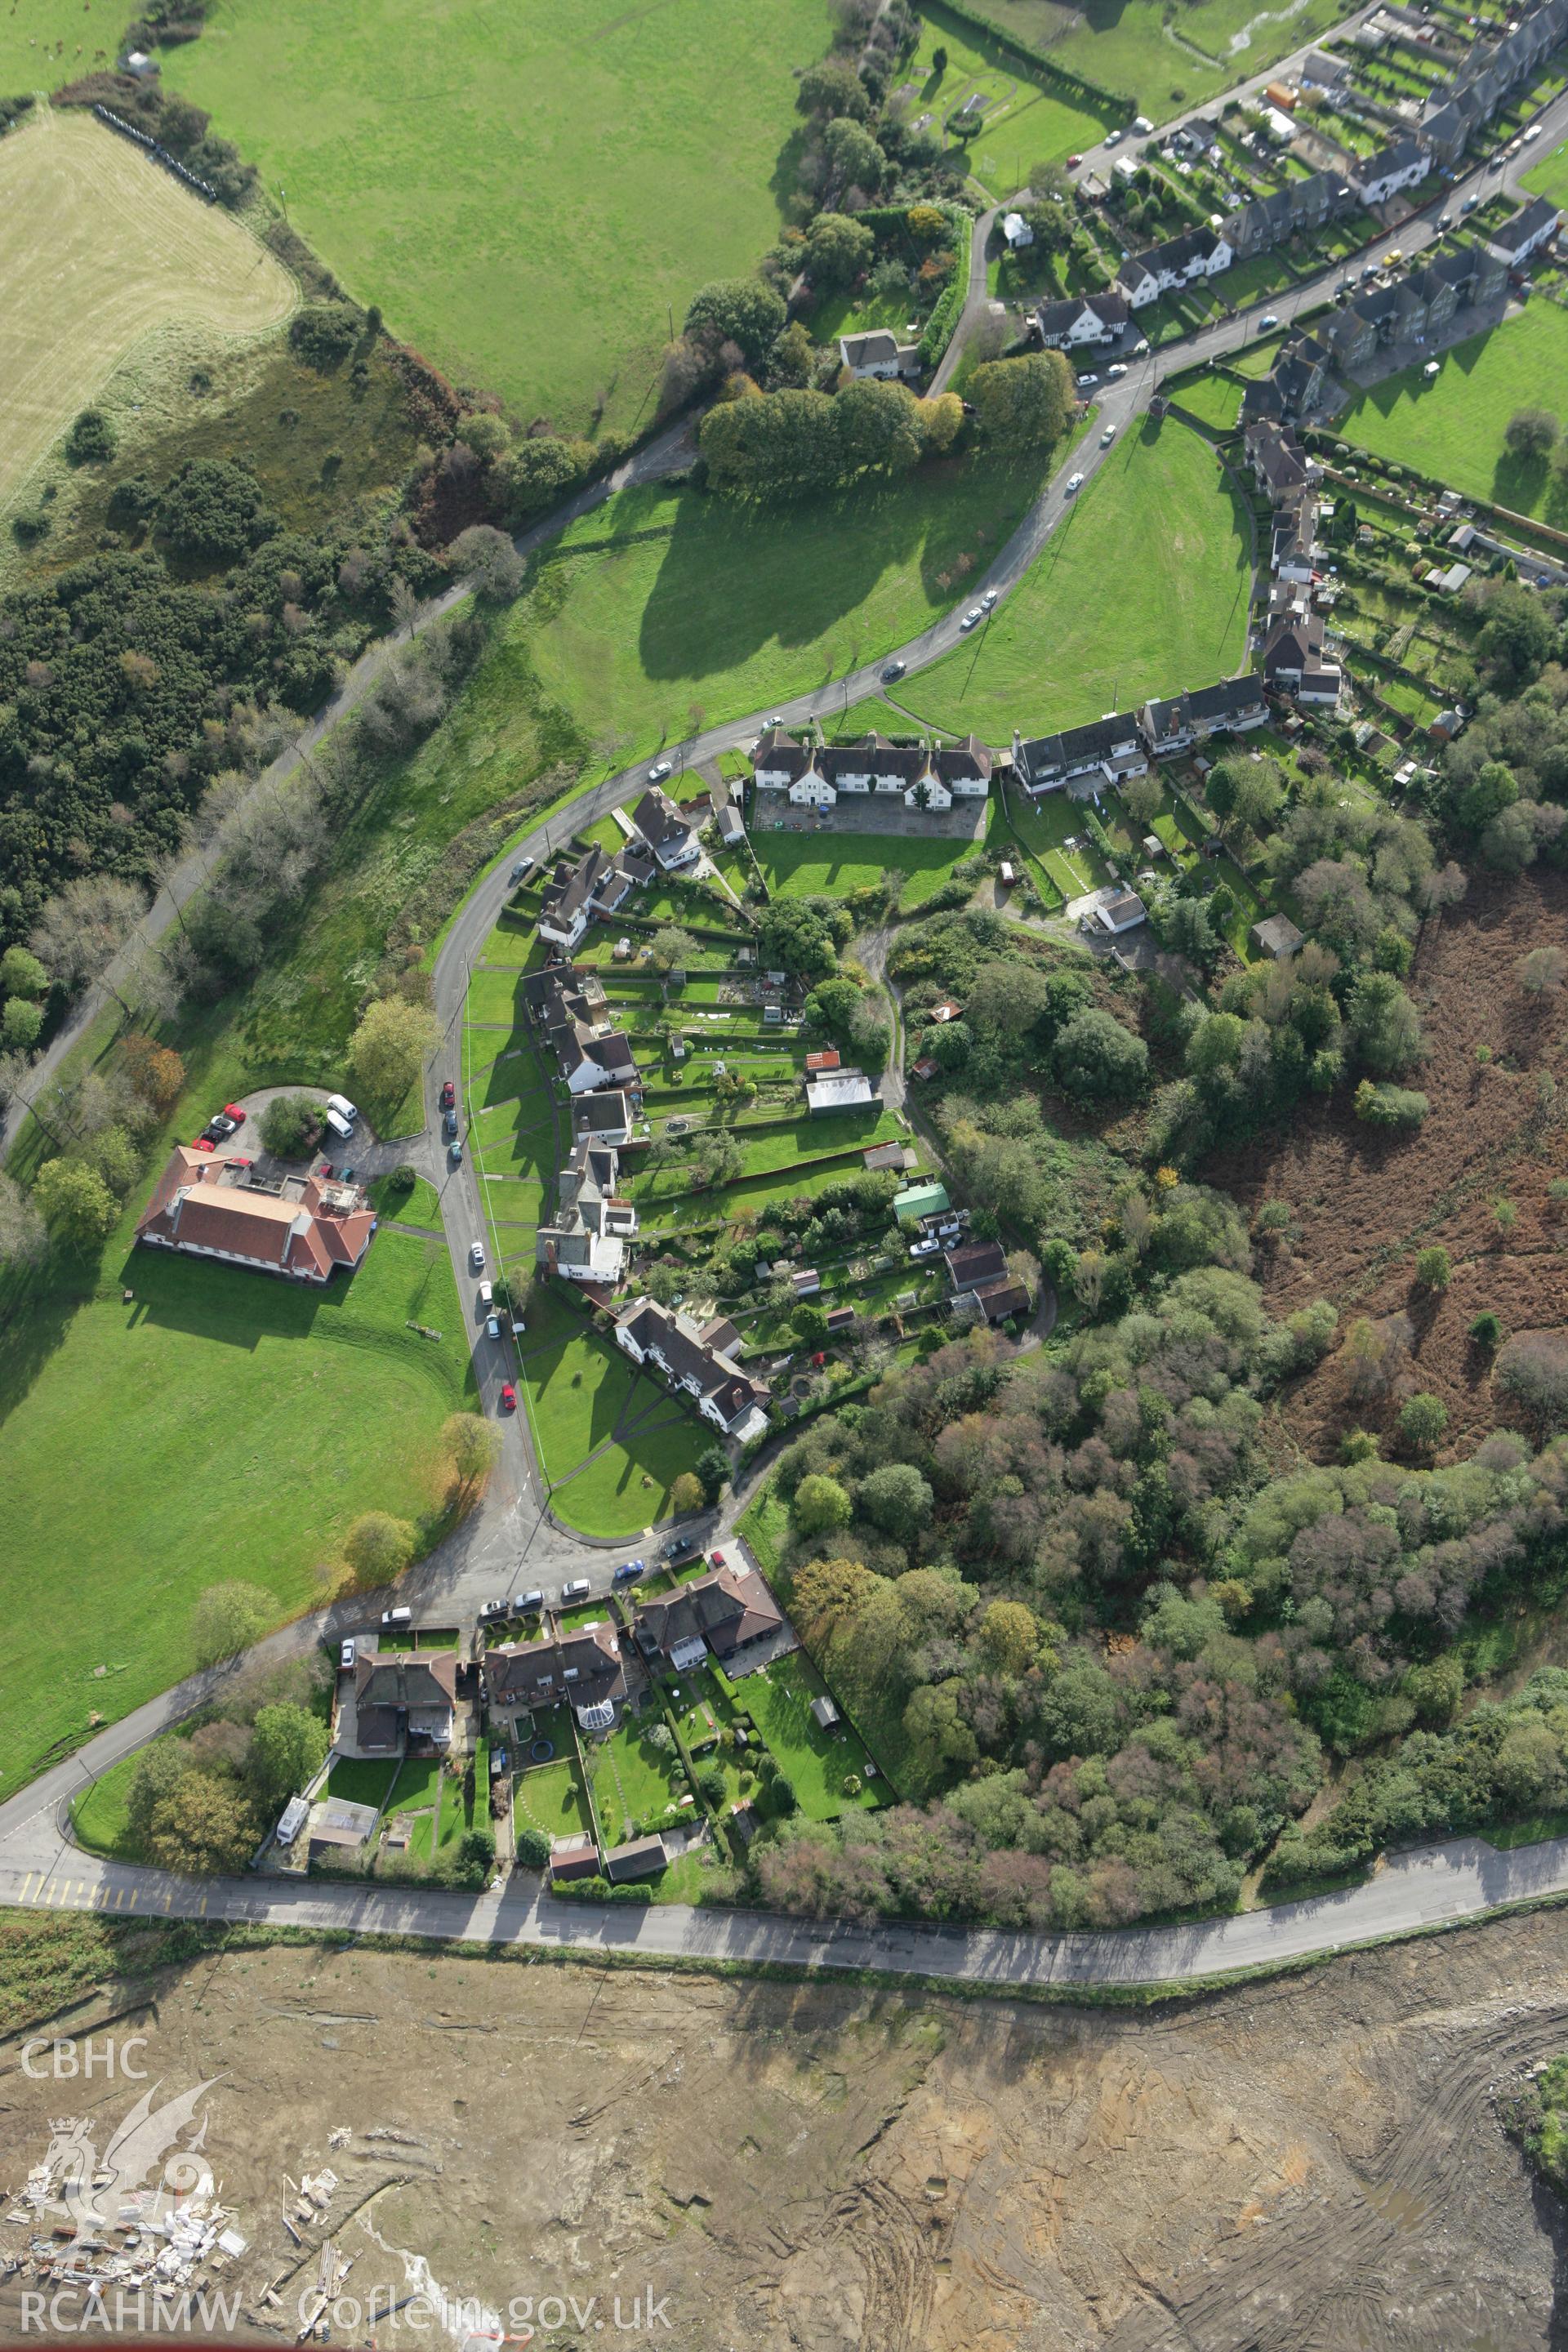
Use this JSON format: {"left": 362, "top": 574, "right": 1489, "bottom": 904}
{"left": 0, "top": 106, "right": 295, "bottom": 517}
{"left": 6, "top": 1917, "right": 1568, "bottom": 2345}
{"left": 1214, "top": 868, "right": 1568, "bottom": 1461}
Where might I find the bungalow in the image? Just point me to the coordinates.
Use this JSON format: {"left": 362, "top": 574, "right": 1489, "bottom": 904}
{"left": 1138, "top": 673, "right": 1267, "bottom": 754}
{"left": 840, "top": 329, "right": 902, "bottom": 380}
{"left": 1356, "top": 136, "right": 1427, "bottom": 207}
{"left": 350, "top": 1650, "right": 458, "bottom": 1757}
{"left": 1016, "top": 712, "right": 1147, "bottom": 792}
{"left": 632, "top": 786, "right": 700, "bottom": 872}
{"left": 1492, "top": 195, "right": 1561, "bottom": 268}
{"left": 614, "top": 1298, "right": 769, "bottom": 1437}
{"left": 536, "top": 1133, "right": 638, "bottom": 1285}
{"left": 805, "top": 1067, "right": 875, "bottom": 1114}
{"left": 1034, "top": 288, "right": 1130, "bottom": 350}
{"left": 944, "top": 1238, "right": 1008, "bottom": 1295}
{"left": 136, "top": 1150, "right": 376, "bottom": 1285}
{"left": 1094, "top": 891, "right": 1148, "bottom": 935}
{"left": 483, "top": 1619, "right": 626, "bottom": 1735}
{"left": 635, "top": 1561, "right": 785, "bottom": 1672}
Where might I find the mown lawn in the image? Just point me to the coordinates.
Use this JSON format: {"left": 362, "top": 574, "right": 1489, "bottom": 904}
{"left": 368, "top": 1172, "right": 444, "bottom": 1229}
{"left": 522, "top": 457, "right": 1057, "bottom": 769}
{"left": 728, "top": 1653, "right": 885, "bottom": 1819}
{"left": 899, "top": 2, "right": 1116, "bottom": 200}
{"left": 163, "top": 0, "right": 833, "bottom": 438}
{"left": 591, "top": 1717, "right": 690, "bottom": 1842}
{"left": 514, "top": 1752, "right": 594, "bottom": 1843}
{"left": 547, "top": 1404, "right": 711, "bottom": 1539}
{"left": 1524, "top": 136, "right": 1568, "bottom": 209}
{"left": 327, "top": 1756, "right": 399, "bottom": 1809}
{"left": 1339, "top": 304, "right": 1568, "bottom": 522}
{"left": 1169, "top": 370, "right": 1244, "bottom": 434}
{"left": 751, "top": 826, "right": 979, "bottom": 907}
{"left": 896, "top": 418, "right": 1253, "bottom": 739}
{"left": 0, "top": 1223, "right": 475, "bottom": 1800}
{"left": 520, "top": 1332, "right": 637, "bottom": 1481}
{"left": 966, "top": 0, "right": 1349, "bottom": 117}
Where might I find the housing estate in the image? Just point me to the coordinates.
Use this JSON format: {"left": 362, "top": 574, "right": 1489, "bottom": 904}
{"left": 614, "top": 1298, "right": 770, "bottom": 1440}
{"left": 536, "top": 1132, "right": 638, "bottom": 1285}
{"left": 525, "top": 969, "right": 640, "bottom": 1098}
{"left": 752, "top": 728, "right": 991, "bottom": 811}
{"left": 350, "top": 1650, "right": 459, "bottom": 1756}
{"left": 1120, "top": 223, "right": 1236, "bottom": 310}
{"left": 1354, "top": 136, "right": 1428, "bottom": 208}
{"left": 1490, "top": 194, "right": 1562, "bottom": 267}
{"left": 1414, "top": 0, "right": 1568, "bottom": 167}
{"left": 1245, "top": 239, "right": 1506, "bottom": 427}
{"left": 1014, "top": 713, "right": 1149, "bottom": 793}
{"left": 136, "top": 1149, "right": 376, "bottom": 1284}
{"left": 1137, "top": 675, "right": 1268, "bottom": 753}
{"left": 634, "top": 1561, "right": 786, "bottom": 1672}
{"left": 631, "top": 786, "right": 700, "bottom": 872}
{"left": 483, "top": 1619, "right": 626, "bottom": 1735}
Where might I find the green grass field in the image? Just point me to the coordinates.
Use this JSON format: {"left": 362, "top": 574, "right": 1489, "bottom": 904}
{"left": 0, "top": 1226, "right": 475, "bottom": 1798}
{"left": 751, "top": 826, "right": 979, "bottom": 907}
{"left": 894, "top": 418, "right": 1253, "bottom": 738}
{"left": 522, "top": 457, "right": 1054, "bottom": 767}
{"left": 1168, "top": 369, "right": 1244, "bottom": 434}
{"left": 902, "top": 3, "right": 1116, "bottom": 200}
{"left": 1337, "top": 305, "right": 1568, "bottom": 523}
{"left": 514, "top": 1751, "right": 594, "bottom": 1844}
{"left": 521, "top": 1333, "right": 637, "bottom": 1481}
{"left": 959, "top": 0, "right": 1349, "bottom": 118}
{"left": 1524, "top": 138, "right": 1568, "bottom": 208}
{"left": 591, "top": 1718, "right": 688, "bottom": 1842}
{"left": 547, "top": 1403, "right": 711, "bottom": 1538}
{"left": 163, "top": 0, "right": 832, "bottom": 437}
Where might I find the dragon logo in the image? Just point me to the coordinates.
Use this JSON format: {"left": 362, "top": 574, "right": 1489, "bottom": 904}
{"left": 31, "top": 2078, "right": 221, "bottom": 2249}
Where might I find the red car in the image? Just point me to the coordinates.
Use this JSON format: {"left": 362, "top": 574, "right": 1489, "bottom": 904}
{"left": 710, "top": 1549, "right": 726, "bottom": 1570}
{"left": 1067, "top": 152, "right": 1084, "bottom": 167}
{"left": 439, "top": 1080, "right": 456, "bottom": 1110}
{"left": 229, "top": 1155, "right": 253, "bottom": 1169}
{"left": 222, "top": 1103, "right": 246, "bottom": 1123}
{"left": 191, "top": 1136, "right": 216, "bottom": 1153}
{"left": 499, "top": 1383, "right": 517, "bottom": 1413}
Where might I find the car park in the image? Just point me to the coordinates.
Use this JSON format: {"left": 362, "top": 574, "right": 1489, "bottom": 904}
{"left": 340, "top": 1637, "right": 356, "bottom": 1670}
{"left": 470, "top": 1240, "right": 486, "bottom": 1270}
{"left": 960, "top": 606, "right": 982, "bottom": 630}
{"left": 613, "top": 1559, "right": 645, "bottom": 1584}
{"left": 382, "top": 1606, "right": 412, "bottom": 1630}
{"left": 500, "top": 1382, "right": 517, "bottom": 1411}
{"left": 560, "top": 1578, "right": 591, "bottom": 1602}
{"left": 1066, "top": 472, "right": 1085, "bottom": 493}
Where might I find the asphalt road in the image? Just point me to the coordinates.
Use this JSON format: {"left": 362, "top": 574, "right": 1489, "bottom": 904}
{"left": 3, "top": 74, "right": 1568, "bottom": 1984}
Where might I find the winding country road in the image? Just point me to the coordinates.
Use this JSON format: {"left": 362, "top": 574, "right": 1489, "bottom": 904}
{"left": 4, "top": 82, "right": 1568, "bottom": 1987}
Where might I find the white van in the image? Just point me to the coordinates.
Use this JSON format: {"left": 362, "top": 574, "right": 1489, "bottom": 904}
{"left": 478, "top": 1280, "right": 493, "bottom": 1308}
{"left": 327, "top": 1094, "right": 359, "bottom": 1125}
{"left": 324, "top": 1107, "right": 354, "bottom": 1143}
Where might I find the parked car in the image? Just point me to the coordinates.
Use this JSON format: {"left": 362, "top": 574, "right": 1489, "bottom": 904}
{"left": 1100, "top": 423, "right": 1117, "bottom": 446}
{"left": 960, "top": 606, "right": 983, "bottom": 630}
{"left": 478, "top": 1280, "right": 493, "bottom": 1308}
{"left": 221, "top": 1103, "right": 246, "bottom": 1124}
{"left": 500, "top": 1381, "right": 517, "bottom": 1411}
{"left": 560, "top": 1578, "right": 591, "bottom": 1602}
{"left": 327, "top": 1094, "right": 358, "bottom": 1126}
{"left": 519, "top": 1588, "right": 543, "bottom": 1612}
{"left": 1104, "top": 127, "right": 1122, "bottom": 145}
{"left": 1525, "top": 121, "right": 1543, "bottom": 140}
{"left": 478, "top": 1599, "right": 508, "bottom": 1622}
{"left": 1077, "top": 372, "right": 1099, "bottom": 387}
{"left": 710, "top": 1549, "right": 727, "bottom": 1570}
{"left": 1461, "top": 193, "right": 1479, "bottom": 212}
{"left": 910, "top": 1236, "right": 940, "bottom": 1258}
{"left": 1437, "top": 212, "right": 1452, "bottom": 228}
{"left": 1258, "top": 313, "right": 1279, "bottom": 330}
{"left": 443, "top": 1109, "right": 458, "bottom": 1141}
{"left": 614, "top": 1559, "right": 645, "bottom": 1584}
{"left": 486, "top": 1314, "right": 501, "bottom": 1340}
{"left": 662, "top": 1534, "right": 698, "bottom": 1561}
{"left": 340, "top": 1637, "right": 356, "bottom": 1670}
{"left": 439, "top": 1080, "right": 456, "bottom": 1110}
{"left": 325, "top": 1107, "right": 354, "bottom": 1143}
{"left": 191, "top": 1136, "right": 216, "bottom": 1153}
{"left": 229, "top": 1156, "right": 253, "bottom": 1169}
{"left": 210, "top": 1112, "right": 241, "bottom": 1137}
{"left": 382, "top": 1606, "right": 412, "bottom": 1629}
{"left": 881, "top": 659, "right": 906, "bottom": 683}
{"left": 1065, "top": 472, "right": 1085, "bottom": 494}
{"left": 1066, "top": 152, "right": 1083, "bottom": 167}
{"left": 1133, "top": 339, "right": 1149, "bottom": 357}
{"left": 648, "top": 759, "right": 673, "bottom": 782}
{"left": 1107, "top": 362, "right": 1127, "bottom": 377}
{"left": 982, "top": 587, "right": 998, "bottom": 607}
{"left": 470, "top": 1239, "right": 486, "bottom": 1270}
{"left": 449, "top": 1140, "right": 464, "bottom": 1165}
{"left": 510, "top": 857, "right": 533, "bottom": 882}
